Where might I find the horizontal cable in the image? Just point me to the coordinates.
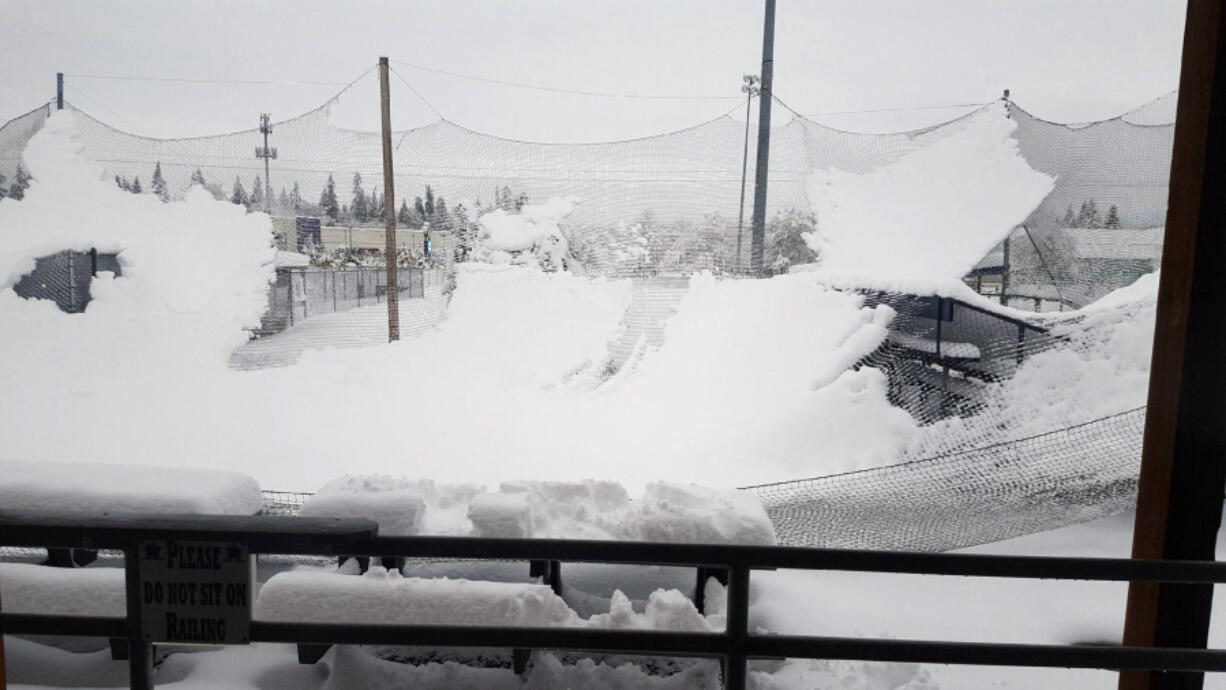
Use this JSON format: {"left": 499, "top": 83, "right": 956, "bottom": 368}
{"left": 390, "top": 59, "right": 740, "bottom": 101}
{"left": 64, "top": 73, "right": 351, "bottom": 87}
{"left": 802, "top": 101, "right": 989, "bottom": 117}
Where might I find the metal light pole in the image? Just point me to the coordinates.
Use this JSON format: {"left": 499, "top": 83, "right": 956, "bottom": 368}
{"left": 255, "top": 113, "right": 276, "bottom": 214}
{"left": 749, "top": 0, "right": 776, "bottom": 276}
{"left": 736, "top": 74, "right": 759, "bottom": 274}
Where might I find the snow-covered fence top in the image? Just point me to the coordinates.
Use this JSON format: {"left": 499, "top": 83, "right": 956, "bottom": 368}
{"left": 0, "top": 460, "right": 263, "bottom": 515}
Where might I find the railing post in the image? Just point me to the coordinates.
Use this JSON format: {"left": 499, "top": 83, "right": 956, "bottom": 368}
{"left": 724, "top": 565, "right": 751, "bottom": 690}
{"left": 124, "top": 543, "right": 153, "bottom": 690}
{"left": 1, "top": 586, "right": 7, "bottom": 689}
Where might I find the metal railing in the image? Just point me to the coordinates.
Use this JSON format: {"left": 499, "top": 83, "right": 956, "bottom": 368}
{"left": 2, "top": 510, "right": 1226, "bottom": 690}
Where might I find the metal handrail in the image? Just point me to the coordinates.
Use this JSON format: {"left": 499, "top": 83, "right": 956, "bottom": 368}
{"left": 2, "top": 510, "right": 1224, "bottom": 690}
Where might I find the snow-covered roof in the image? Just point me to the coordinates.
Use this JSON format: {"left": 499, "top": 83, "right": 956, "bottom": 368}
{"left": 1068, "top": 227, "right": 1164, "bottom": 261}
{"left": 805, "top": 102, "right": 1055, "bottom": 295}
{"left": 971, "top": 248, "right": 1005, "bottom": 271}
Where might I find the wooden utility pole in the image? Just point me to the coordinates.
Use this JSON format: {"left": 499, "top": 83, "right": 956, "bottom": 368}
{"left": 748, "top": 0, "right": 776, "bottom": 276}
{"left": 1120, "top": 1, "right": 1226, "bottom": 688}
{"left": 379, "top": 57, "right": 400, "bottom": 341}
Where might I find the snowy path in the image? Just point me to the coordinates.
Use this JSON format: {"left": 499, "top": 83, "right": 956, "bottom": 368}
{"left": 228, "top": 285, "right": 450, "bottom": 370}
{"left": 604, "top": 276, "right": 691, "bottom": 374}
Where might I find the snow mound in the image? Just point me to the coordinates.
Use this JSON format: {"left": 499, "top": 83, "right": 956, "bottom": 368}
{"left": 469, "top": 480, "right": 774, "bottom": 544}
{"left": 805, "top": 102, "right": 1054, "bottom": 294}
{"left": 0, "top": 110, "right": 275, "bottom": 363}
{"left": 477, "top": 196, "right": 577, "bottom": 271}
{"left": 578, "top": 272, "right": 918, "bottom": 485}
{"left": 624, "top": 482, "right": 775, "bottom": 546}
{"left": 0, "top": 459, "right": 263, "bottom": 515}
{"left": 0, "top": 563, "right": 125, "bottom": 618}
{"left": 257, "top": 565, "right": 724, "bottom": 632}
{"left": 299, "top": 476, "right": 483, "bottom": 536}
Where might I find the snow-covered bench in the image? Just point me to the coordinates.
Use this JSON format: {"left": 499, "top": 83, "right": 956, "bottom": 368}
{"left": 0, "top": 460, "right": 263, "bottom": 658}
{"left": 0, "top": 460, "right": 263, "bottom": 566}
{"left": 290, "top": 476, "right": 771, "bottom": 668}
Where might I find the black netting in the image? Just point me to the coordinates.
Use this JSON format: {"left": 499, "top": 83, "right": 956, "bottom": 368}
{"left": 746, "top": 407, "right": 1144, "bottom": 550}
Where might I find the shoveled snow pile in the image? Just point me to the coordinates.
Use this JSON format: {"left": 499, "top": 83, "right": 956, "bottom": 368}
{"left": 476, "top": 196, "right": 577, "bottom": 271}
{"left": 0, "top": 459, "right": 263, "bottom": 515}
{"left": 0, "top": 562, "right": 125, "bottom": 617}
{"left": 257, "top": 564, "right": 725, "bottom": 632}
{"left": 805, "top": 101, "right": 1055, "bottom": 294}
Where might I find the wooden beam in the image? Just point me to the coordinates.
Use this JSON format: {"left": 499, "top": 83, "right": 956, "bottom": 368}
{"left": 1120, "top": 1, "right": 1226, "bottom": 688}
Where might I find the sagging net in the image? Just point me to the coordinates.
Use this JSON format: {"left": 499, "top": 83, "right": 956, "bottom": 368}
{"left": 0, "top": 81, "right": 1174, "bottom": 550}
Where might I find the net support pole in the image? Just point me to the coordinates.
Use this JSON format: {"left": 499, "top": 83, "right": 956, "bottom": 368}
{"left": 1120, "top": 1, "right": 1226, "bottom": 688}
{"left": 749, "top": 0, "right": 776, "bottom": 277}
{"left": 379, "top": 57, "right": 400, "bottom": 342}
{"left": 56, "top": 72, "right": 63, "bottom": 110}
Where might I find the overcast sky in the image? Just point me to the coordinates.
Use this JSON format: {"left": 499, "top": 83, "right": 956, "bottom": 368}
{"left": 2, "top": 0, "right": 1188, "bottom": 142}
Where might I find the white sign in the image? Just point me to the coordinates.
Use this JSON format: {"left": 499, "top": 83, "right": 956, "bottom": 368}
{"left": 139, "top": 539, "right": 253, "bottom": 645}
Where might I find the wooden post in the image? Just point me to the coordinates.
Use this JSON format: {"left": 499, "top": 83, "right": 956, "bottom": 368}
{"left": 1120, "top": 1, "right": 1226, "bottom": 688}
{"left": 379, "top": 57, "right": 400, "bottom": 342}
{"left": 56, "top": 73, "right": 63, "bottom": 111}
{"left": 748, "top": 0, "right": 776, "bottom": 276}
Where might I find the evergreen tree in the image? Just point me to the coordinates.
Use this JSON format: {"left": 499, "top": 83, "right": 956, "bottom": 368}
{"left": 414, "top": 197, "right": 426, "bottom": 226}
{"left": 319, "top": 175, "right": 339, "bottom": 223}
{"left": 369, "top": 186, "right": 382, "bottom": 222}
{"left": 516, "top": 193, "right": 528, "bottom": 211}
{"left": 1105, "top": 204, "right": 1121, "bottom": 229}
{"left": 250, "top": 174, "right": 265, "bottom": 210}
{"left": 1059, "top": 205, "right": 1076, "bottom": 228}
{"left": 350, "top": 173, "right": 367, "bottom": 222}
{"left": 0, "top": 173, "right": 7, "bottom": 199}
{"left": 130, "top": 176, "right": 142, "bottom": 194}
{"left": 115, "top": 175, "right": 129, "bottom": 191}
{"left": 231, "top": 176, "right": 248, "bottom": 206}
{"left": 278, "top": 187, "right": 290, "bottom": 214}
{"left": 398, "top": 199, "right": 411, "bottom": 226}
{"left": 453, "top": 203, "right": 473, "bottom": 262}
{"left": 434, "top": 197, "right": 450, "bottom": 231}
{"left": 150, "top": 162, "right": 169, "bottom": 202}
{"left": 424, "top": 185, "right": 435, "bottom": 217}
{"left": 289, "top": 182, "right": 304, "bottom": 214}
{"left": 190, "top": 168, "right": 207, "bottom": 187}
{"left": 1075, "top": 199, "right": 1101, "bottom": 229}
{"left": 8, "top": 164, "right": 31, "bottom": 200}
